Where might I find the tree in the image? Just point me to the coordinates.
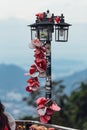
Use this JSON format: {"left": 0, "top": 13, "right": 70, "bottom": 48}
{"left": 65, "top": 82, "right": 87, "bottom": 129}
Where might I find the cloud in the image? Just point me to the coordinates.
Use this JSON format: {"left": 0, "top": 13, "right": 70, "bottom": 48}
{"left": 3, "top": 100, "right": 36, "bottom": 119}
{"left": 4, "top": 102, "right": 13, "bottom": 108}
{"left": 12, "top": 109, "right": 20, "bottom": 115}
{"left": 7, "top": 92, "right": 22, "bottom": 101}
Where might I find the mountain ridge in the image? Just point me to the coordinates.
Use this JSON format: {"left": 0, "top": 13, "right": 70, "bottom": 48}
{"left": 0, "top": 63, "right": 87, "bottom": 119}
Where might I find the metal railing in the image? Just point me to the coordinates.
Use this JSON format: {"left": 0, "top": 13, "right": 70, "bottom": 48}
{"left": 15, "top": 120, "right": 79, "bottom": 130}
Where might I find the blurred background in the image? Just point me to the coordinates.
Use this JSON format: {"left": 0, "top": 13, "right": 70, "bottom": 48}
{"left": 0, "top": 0, "right": 87, "bottom": 129}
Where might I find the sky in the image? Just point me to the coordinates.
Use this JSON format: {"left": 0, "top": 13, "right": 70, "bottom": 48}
{"left": 0, "top": 0, "right": 87, "bottom": 71}
{"left": 0, "top": 0, "right": 87, "bottom": 23}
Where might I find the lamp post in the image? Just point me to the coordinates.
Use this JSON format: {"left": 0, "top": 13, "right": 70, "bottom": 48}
{"left": 28, "top": 10, "right": 71, "bottom": 100}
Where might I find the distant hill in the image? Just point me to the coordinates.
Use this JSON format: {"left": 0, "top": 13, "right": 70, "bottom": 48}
{"left": 1, "top": 63, "right": 87, "bottom": 95}
{"left": 0, "top": 64, "right": 27, "bottom": 94}
{"left": 59, "top": 69, "right": 87, "bottom": 95}
{"left": 0, "top": 63, "right": 87, "bottom": 119}
{"left": 0, "top": 64, "right": 34, "bottom": 119}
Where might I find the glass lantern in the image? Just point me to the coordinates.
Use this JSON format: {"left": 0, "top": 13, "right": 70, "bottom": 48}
{"left": 29, "top": 23, "right": 37, "bottom": 40}
{"left": 55, "top": 25, "right": 69, "bottom": 42}
{"left": 55, "top": 14, "right": 71, "bottom": 42}
{"left": 37, "top": 25, "right": 53, "bottom": 42}
{"left": 29, "top": 22, "right": 53, "bottom": 42}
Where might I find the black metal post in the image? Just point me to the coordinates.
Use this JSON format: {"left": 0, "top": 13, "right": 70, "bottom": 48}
{"left": 45, "top": 41, "right": 52, "bottom": 100}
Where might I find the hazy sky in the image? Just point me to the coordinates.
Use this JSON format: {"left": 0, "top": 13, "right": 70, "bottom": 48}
{"left": 0, "top": 0, "right": 87, "bottom": 23}
{"left": 0, "top": 0, "right": 87, "bottom": 71}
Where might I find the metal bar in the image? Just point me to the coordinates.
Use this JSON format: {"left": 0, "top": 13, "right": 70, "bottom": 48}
{"left": 16, "top": 120, "right": 79, "bottom": 130}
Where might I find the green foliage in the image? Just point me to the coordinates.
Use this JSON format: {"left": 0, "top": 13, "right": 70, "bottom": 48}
{"left": 65, "top": 82, "right": 87, "bottom": 129}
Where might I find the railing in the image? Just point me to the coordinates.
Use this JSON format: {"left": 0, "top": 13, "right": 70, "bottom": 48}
{"left": 15, "top": 120, "right": 79, "bottom": 130}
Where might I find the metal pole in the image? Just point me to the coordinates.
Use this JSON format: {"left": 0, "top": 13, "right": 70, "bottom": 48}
{"left": 45, "top": 41, "right": 52, "bottom": 100}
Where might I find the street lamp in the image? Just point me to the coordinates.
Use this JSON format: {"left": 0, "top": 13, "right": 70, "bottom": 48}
{"left": 28, "top": 10, "right": 71, "bottom": 100}
{"left": 29, "top": 10, "right": 71, "bottom": 42}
